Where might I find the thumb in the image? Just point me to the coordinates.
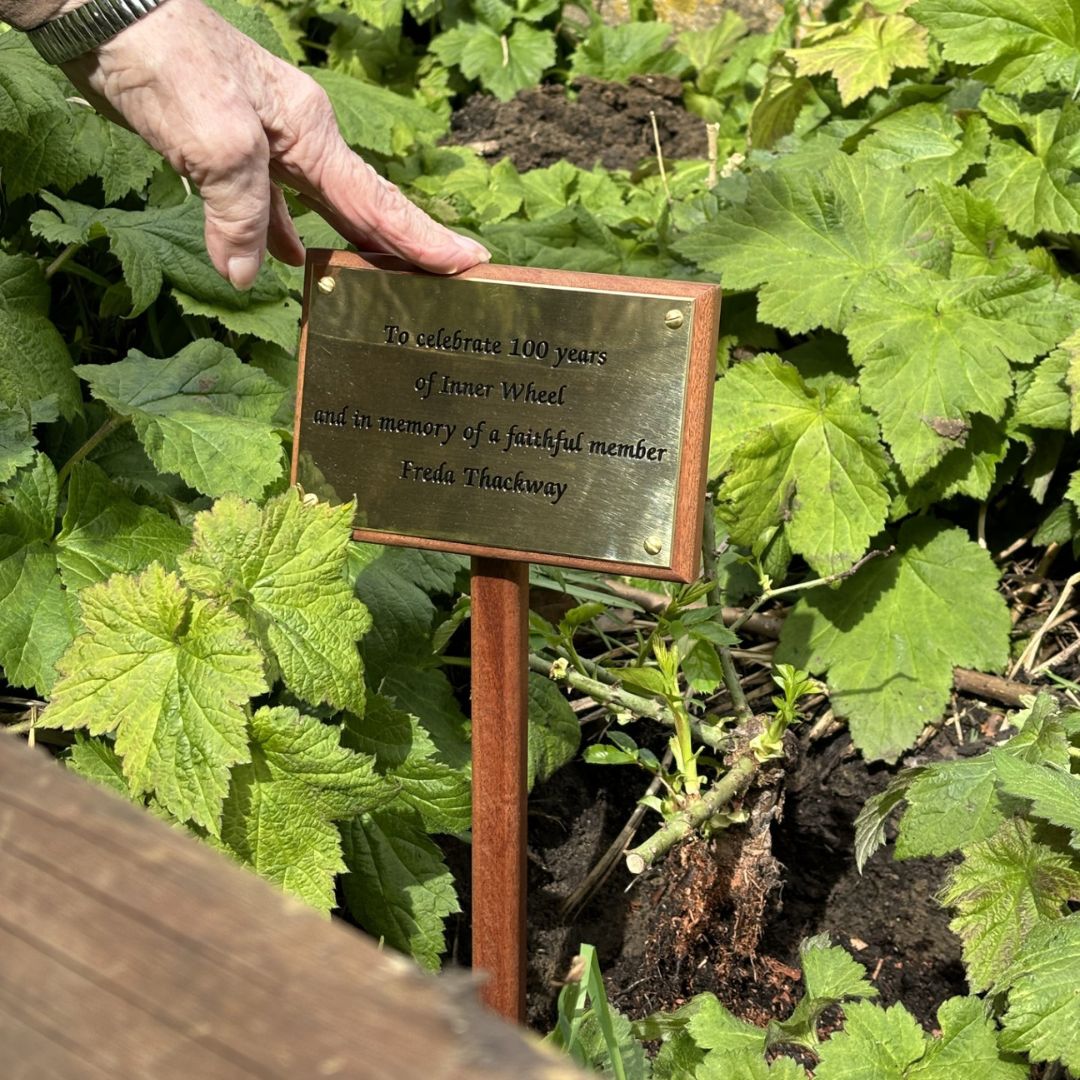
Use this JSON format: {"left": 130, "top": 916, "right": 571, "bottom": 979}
{"left": 197, "top": 118, "right": 273, "bottom": 290}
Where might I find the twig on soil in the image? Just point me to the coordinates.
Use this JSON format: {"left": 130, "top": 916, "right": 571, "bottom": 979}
{"left": 1011, "top": 570, "right": 1080, "bottom": 677}
{"left": 560, "top": 749, "right": 674, "bottom": 920}
{"left": 951, "top": 668, "right": 1035, "bottom": 708}
{"left": 1031, "top": 629, "right": 1080, "bottom": 677}
{"left": 624, "top": 754, "right": 759, "bottom": 874}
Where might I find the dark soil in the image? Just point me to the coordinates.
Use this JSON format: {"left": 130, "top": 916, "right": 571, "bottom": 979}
{"left": 445, "top": 75, "right": 710, "bottom": 173}
{"left": 519, "top": 717, "right": 971, "bottom": 1035}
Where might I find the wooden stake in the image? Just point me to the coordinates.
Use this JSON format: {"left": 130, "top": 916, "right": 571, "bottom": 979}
{"left": 470, "top": 557, "right": 529, "bottom": 1022}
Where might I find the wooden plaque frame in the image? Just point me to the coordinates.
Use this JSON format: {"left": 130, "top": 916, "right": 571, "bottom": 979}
{"left": 292, "top": 251, "right": 720, "bottom": 583}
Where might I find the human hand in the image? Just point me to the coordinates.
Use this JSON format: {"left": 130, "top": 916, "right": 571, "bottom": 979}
{"left": 58, "top": 0, "right": 490, "bottom": 289}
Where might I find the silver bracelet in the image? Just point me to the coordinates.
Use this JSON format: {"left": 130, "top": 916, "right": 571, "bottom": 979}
{"left": 27, "top": 0, "right": 171, "bottom": 64}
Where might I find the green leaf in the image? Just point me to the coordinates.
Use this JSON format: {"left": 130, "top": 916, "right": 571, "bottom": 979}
{"left": 910, "top": 0, "right": 1080, "bottom": 94}
{"left": 40, "top": 563, "right": 267, "bottom": 832}
{"left": 179, "top": 489, "right": 369, "bottom": 716}
{"left": 686, "top": 994, "right": 767, "bottom": 1055}
{"left": 1016, "top": 347, "right": 1070, "bottom": 429}
{"left": 857, "top": 104, "right": 988, "bottom": 189}
{"left": 0, "top": 102, "right": 95, "bottom": 198}
{"left": 846, "top": 269, "right": 1074, "bottom": 482}
{"left": 788, "top": 11, "right": 929, "bottom": 106}
{"left": 0, "top": 406, "right": 36, "bottom": 484}
{"left": 813, "top": 1001, "right": 927, "bottom": 1079}
{"left": 709, "top": 355, "right": 889, "bottom": 575}
{"left": 305, "top": 67, "right": 446, "bottom": 154}
{"left": 998, "top": 911, "right": 1080, "bottom": 1071}
{"left": 527, "top": 672, "right": 580, "bottom": 790}
{"left": 677, "top": 152, "right": 947, "bottom": 335}
{"left": 698, "top": 1051, "right": 807, "bottom": 1080}
{"left": 908, "top": 996, "right": 1027, "bottom": 1079}
{"left": 431, "top": 22, "right": 555, "bottom": 101}
{"left": 941, "top": 818, "right": 1080, "bottom": 991}
{"left": 972, "top": 99, "right": 1080, "bottom": 237}
{"left": 0, "top": 34, "right": 70, "bottom": 137}
{"left": 30, "top": 194, "right": 288, "bottom": 317}
{"left": 170, "top": 287, "right": 300, "bottom": 354}
{"left": 0, "top": 456, "right": 78, "bottom": 694}
{"left": 76, "top": 341, "right": 286, "bottom": 500}
{"left": 66, "top": 733, "right": 129, "bottom": 797}
{"left": 932, "top": 186, "right": 1035, "bottom": 278}
{"left": 218, "top": 706, "right": 393, "bottom": 914}
{"left": 0, "top": 254, "right": 81, "bottom": 420}
{"left": 70, "top": 107, "right": 160, "bottom": 203}
{"left": 57, "top": 462, "right": 190, "bottom": 591}
{"left": 204, "top": 0, "right": 293, "bottom": 58}
{"left": 801, "top": 935, "right": 878, "bottom": 1003}
{"left": 992, "top": 752, "right": 1080, "bottom": 850}
{"left": 339, "top": 807, "right": 461, "bottom": 969}
{"left": 776, "top": 518, "right": 1009, "bottom": 761}
{"left": 570, "top": 22, "right": 686, "bottom": 83}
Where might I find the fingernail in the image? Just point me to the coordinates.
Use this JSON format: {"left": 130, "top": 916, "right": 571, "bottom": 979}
{"left": 227, "top": 254, "right": 261, "bottom": 291}
{"left": 456, "top": 236, "right": 490, "bottom": 263}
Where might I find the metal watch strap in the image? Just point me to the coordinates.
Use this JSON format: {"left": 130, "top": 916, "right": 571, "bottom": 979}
{"left": 27, "top": 0, "right": 170, "bottom": 64}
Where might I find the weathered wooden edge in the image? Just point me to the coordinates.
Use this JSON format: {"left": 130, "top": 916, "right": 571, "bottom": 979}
{"left": 0, "top": 734, "right": 584, "bottom": 1080}
{"left": 292, "top": 250, "right": 721, "bottom": 583}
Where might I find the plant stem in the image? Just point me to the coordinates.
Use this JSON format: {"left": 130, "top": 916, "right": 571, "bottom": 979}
{"left": 624, "top": 752, "right": 758, "bottom": 873}
{"left": 702, "top": 500, "right": 753, "bottom": 724}
{"left": 56, "top": 414, "right": 128, "bottom": 488}
{"left": 528, "top": 653, "right": 727, "bottom": 751}
{"left": 728, "top": 544, "right": 895, "bottom": 636}
{"left": 649, "top": 110, "right": 672, "bottom": 205}
{"left": 44, "top": 242, "right": 81, "bottom": 280}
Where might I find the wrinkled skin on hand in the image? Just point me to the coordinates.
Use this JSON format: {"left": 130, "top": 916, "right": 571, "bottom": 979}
{"left": 60, "top": 0, "right": 490, "bottom": 288}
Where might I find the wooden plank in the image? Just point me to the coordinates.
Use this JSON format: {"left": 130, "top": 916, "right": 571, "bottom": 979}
{"left": 470, "top": 557, "right": 529, "bottom": 1021}
{"left": 0, "top": 735, "right": 583, "bottom": 1079}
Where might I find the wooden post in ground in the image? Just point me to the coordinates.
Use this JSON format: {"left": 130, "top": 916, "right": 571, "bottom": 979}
{"left": 470, "top": 557, "right": 529, "bottom": 1022}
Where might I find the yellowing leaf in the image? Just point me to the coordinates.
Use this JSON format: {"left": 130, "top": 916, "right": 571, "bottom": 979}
{"left": 41, "top": 564, "right": 267, "bottom": 832}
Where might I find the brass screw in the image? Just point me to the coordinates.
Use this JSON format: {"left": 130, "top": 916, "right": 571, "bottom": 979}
{"left": 643, "top": 536, "right": 664, "bottom": 555}
{"left": 317, "top": 275, "right": 336, "bottom": 294}
{"left": 664, "top": 309, "right": 684, "bottom": 330}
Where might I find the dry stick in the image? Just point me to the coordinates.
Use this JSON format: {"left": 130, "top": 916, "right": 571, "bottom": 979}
{"left": 706, "top": 122, "right": 720, "bottom": 189}
{"left": 624, "top": 754, "right": 758, "bottom": 874}
{"left": 560, "top": 748, "right": 674, "bottom": 919}
{"left": 1012, "top": 570, "right": 1080, "bottom": 677}
{"left": 649, "top": 110, "right": 672, "bottom": 206}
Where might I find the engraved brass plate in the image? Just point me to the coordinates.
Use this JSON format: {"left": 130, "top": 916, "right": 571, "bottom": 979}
{"left": 294, "top": 256, "right": 715, "bottom": 576}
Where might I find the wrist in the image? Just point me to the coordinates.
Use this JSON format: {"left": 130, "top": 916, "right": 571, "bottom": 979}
{"left": 24, "top": 0, "right": 173, "bottom": 63}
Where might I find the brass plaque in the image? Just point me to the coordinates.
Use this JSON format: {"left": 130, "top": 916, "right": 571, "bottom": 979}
{"left": 294, "top": 254, "right": 718, "bottom": 579}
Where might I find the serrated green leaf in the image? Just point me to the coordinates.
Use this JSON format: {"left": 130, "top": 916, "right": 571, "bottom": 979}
{"left": 941, "top": 818, "right": 1080, "bottom": 991}
{"left": 0, "top": 254, "right": 81, "bottom": 420}
{"left": 431, "top": 22, "right": 555, "bottom": 101}
{"left": 570, "top": 21, "right": 686, "bottom": 83}
{"left": 908, "top": 996, "right": 1027, "bottom": 1079}
{"left": 993, "top": 752, "right": 1080, "bottom": 850}
{"left": 0, "top": 406, "right": 36, "bottom": 484}
{"left": 710, "top": 355, "right": 889, "bottom": 575}
{"left": 911, "top": 0, "right": 1080, "bottom": 94}
{"left": 340, "top": 807, "right": 461, "bottom": 969}
{"left": 57, "top": 462, "right": 189, "bottom": 590}
{"left": 70, "top": 107, "right": 160, "bottom": 203}
{"left": 0, "top": 456, "right": 78, "bottom": 694}
{"left": 0, "top": 102, "right": 95, "bottom": 198}
{"left": 788, "top": 11, "right": 929, "bottom": 106}
{"left": 76, "top": 341, "right": 285, "bottom": 500}
{"left": 857, "top": 104, "right": 988, "bottom": 189}
{"left": 305, "top": 66, "right": 446, "bottom": 153}
{"left": 698, "top": 1051, "right": 807, "bottom": 1080}
{"left": 204, "top": 0, "right": 293, "bottom": 58}
{"left": 0, "top": 34, "right": 70, "bottom": 137}
{"left": 972, "top": 99, "right": 1080, "bottom": 237}
{"left": 777, "top": 518, "right": 1009, "bottom": 761}
{"left": 931, "top": 185, "right": 1035, "bottom": 278}
{"left": 170, "top": 287, "right": 300, "bottom": 353}
{"left": 676, "top": 152, "right": 947, "bottom": 335}
{"left": 801, "top": 935, "right": 878, "bottom": 1003}
{"left": 218, "top": 706, "right": 392, "bottom": 914}
{"left": 30, "top": 194, "right": 288, "bottom": 317}
{"left": 40, "top": 563, "right": 266, "bottom": 831}
{"left": 686, "top": 993, "right": 767, "bottom": 1054}
{"left": 846, "top": 269, "right": 1074, "bottom": 483}
{"left": 813, "top": 1001, "right": 926, "bottom": 1079}
{"left": 527, "top": 672, "right": 580, "bottom": 790}
{"left": 1016, "top": 347, "right": 1070, "bottom": 429}
{"left": 998, "top": 910, "right": 1080, "bottom": 1071}
{"left": 179, "top": 489, "right": 368, "bottom": 715}
{"left": 66, "top": 733, "right": 129, "bottom": 797}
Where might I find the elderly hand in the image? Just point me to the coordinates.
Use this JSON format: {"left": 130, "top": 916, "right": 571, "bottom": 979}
{"left": 57, "top": 0, "right": 489, "bottom": 288}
